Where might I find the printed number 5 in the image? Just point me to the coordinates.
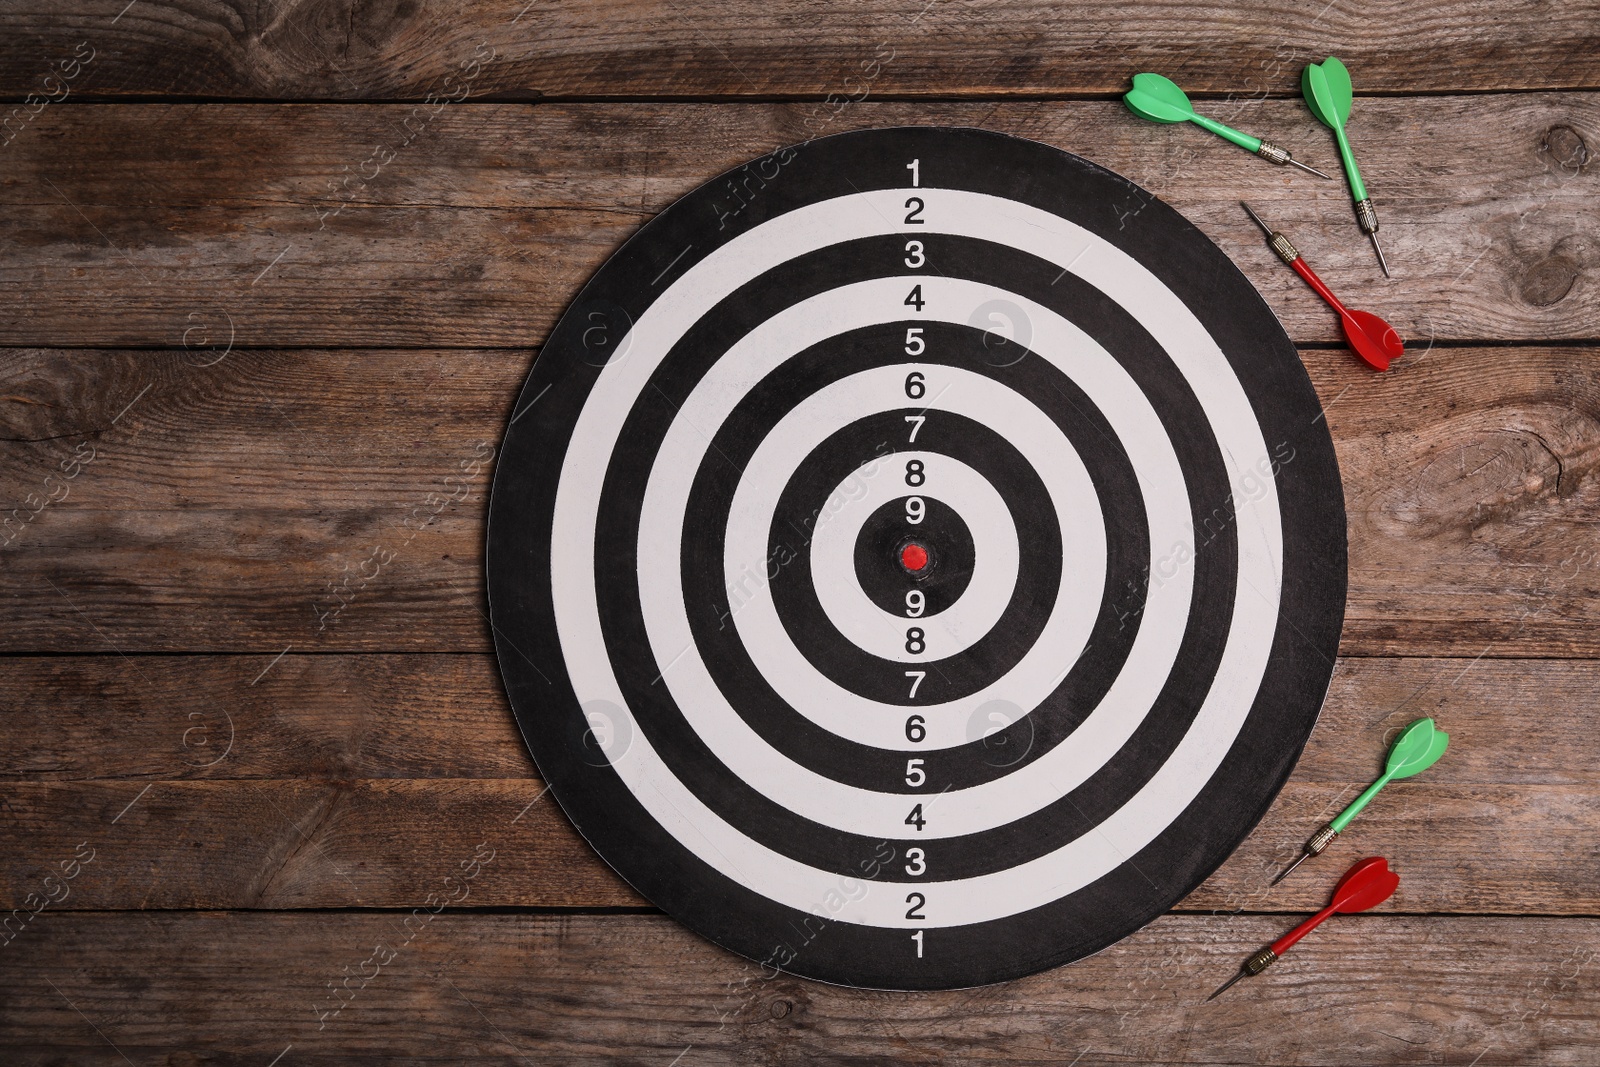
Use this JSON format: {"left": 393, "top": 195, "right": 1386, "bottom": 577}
{"left": 905, "top": 758, "right": 925, "bottom": 787}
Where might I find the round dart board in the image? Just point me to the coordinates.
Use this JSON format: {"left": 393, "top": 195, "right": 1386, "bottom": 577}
{"left": 486, "top": 127, "right": 1346, "bottom": 990}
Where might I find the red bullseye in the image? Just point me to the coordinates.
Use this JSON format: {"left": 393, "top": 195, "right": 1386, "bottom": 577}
{"left": 900, "top": 543, "right": 930, "bottom": 573}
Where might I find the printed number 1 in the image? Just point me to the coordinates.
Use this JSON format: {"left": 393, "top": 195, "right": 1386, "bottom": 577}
{"left": 912, "top": 930, "right": 924, "bottom": 958}
{"left": 907, "top": 159, "right": 920, "bottom": 187}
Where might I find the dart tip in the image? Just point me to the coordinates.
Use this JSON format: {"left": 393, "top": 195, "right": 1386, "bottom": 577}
{"left": 1207, "top": 970, "right": 1247, "bottom": 1002}
{"left": 1271, "top": 850, "right": 1311, "bottom": 886}
{"left": 1370, "top": 232, "right": 1391, "bottom": 277}
{"left": 1288, "top": 157, "right": 1335, "bottom": 181}
{"left": 1239, "top": 201, "right": 1272, "bottom": 236}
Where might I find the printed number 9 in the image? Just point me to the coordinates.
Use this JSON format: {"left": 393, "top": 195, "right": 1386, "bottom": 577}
{"left": 905, "top": 589, "right": 925, "bottom": 617}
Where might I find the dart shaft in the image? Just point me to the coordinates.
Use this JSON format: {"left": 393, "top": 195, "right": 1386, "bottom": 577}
{"left": 1288, "top": 256, "right": 1352, "bottom": 317}
{"left": 1188, "top": 112, "right": 1262, "bottom": 154}
{"left": 1271, "top": 903, "right": 1337, "bottom": 956}
{"left": 1331, "top": 773, "right": 1391, "bottom": 832}
{"left": 1331, "top": 127, "right": 1369, "bottom": 203}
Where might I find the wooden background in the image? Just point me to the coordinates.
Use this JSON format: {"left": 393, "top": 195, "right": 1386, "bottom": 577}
{"left": 2, "top": 1, "right": 1598, "bottom": 1063}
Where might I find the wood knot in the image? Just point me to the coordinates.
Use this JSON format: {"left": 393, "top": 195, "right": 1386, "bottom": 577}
{"left": 1517, "top": 234, "right": 1594, "bottom": 308}
{"left": 1520, "top": 253, "right": 1581, "bottom": 306}
{"left": 1540, "top": 124, "right": 1591, "bottom": 174}
{"left": 768, "top": 998, "right": 792, "bottom": 1019}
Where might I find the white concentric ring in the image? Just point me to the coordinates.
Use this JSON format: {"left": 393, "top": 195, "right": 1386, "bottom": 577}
{"left": 717, "top": 366, "right": 1104, "bottom": 747}
{"left": 549, "top": 187, "right": 1282, "bottom": 926}
{"left": 641, "top": 287, "right": 1174, "bottom": 817}
{"left": 806, "top": 452, "right": 1020, "bottom": 662}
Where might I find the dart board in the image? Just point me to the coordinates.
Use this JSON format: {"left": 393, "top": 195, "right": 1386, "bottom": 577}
{"left": 486, "top": 127, "right": 1346, "bottom": 990}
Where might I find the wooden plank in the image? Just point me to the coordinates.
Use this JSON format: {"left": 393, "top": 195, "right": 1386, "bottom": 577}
{"left": 3, "top": 912, "right": 1598, "bottom": 1064}
{"left": 2, "top": 1, "right": 1599, "bottom": 99}
{"left": 0, "top": 654, "right": 532, "bottom": 780}
{"left": 2, "top": 655, "right": 1597, "bottom": 914}
{"left": 1, "top": 96, "right": 1595, "bottom": 347}
{"left": 2, "top": 775, "right": 1590, "bottom": 914}
{"left": 0, "top": 778, "right": 645, "bottom": 910}
{"left": 4, "top": 345, "right": 1600, "bottom": 656}
{"left": 1, "top": 653, "right": 1587, "bottom": 784}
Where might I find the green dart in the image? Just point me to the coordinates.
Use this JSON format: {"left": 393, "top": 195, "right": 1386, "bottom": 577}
{"left": 1123, "top": 73, "right": 1333, "bottom": 179}
{"left": 1302, "top": 56, "right": 1389, "bottom": 277}
{"left": 1273, "top": 718, "right": 1449, "bottom": 885}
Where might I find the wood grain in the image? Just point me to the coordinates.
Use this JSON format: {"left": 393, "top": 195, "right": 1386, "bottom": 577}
{"left": 2, "top": 775, "right": 1592, "bottom": 914}
{"left": 3, "top": 655, "right": 1597, "bottom": 914}
{"left": 1, "top": 96, "right": 1594, "bottom": 347}
{"left": 2, "top": 1, "right": 1599, "bottom": 99}
{"left": 2, "top": 4, "right": 1596, "bottom": 1062}
{"left": 4, "top": 346, "right": 1599, "bottom": 656}
{"left": 4, "top": 912, "right": 1597, "bottom": 1065}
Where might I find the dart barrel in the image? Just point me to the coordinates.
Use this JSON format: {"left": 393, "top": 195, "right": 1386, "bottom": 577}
{"left": 1353, "top": 197, "right": 1379, "bottom": 236}
{"left": 1254, "top": 141, "right": 1292, "bottom": 165}
{"left": 1267, "top": 231, "right": 1299, "bottom": 266}
{"left": 1242, "top": 946, "right": 1278, "bottom": 975}
{"left": 1305, "top": 823, "right": 1338, "bottom": 855}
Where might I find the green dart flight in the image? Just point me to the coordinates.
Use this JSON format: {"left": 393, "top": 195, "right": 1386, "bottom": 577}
{"left": 1123, "top": 73, "right": 1332, "bottom": 179}
{"left": 1273, "top": 718, "right": 1449, "bottom": 885}
{"left": 1302, "top": 56, "right": 1389, "bottom": 276}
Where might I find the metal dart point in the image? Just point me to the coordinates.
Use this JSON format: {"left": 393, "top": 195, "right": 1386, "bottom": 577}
{"left": 1208, "top": 947, "right": 1278, "bottom": 1001}
{"left": 1354, "top": 197, "right": 1389, "bottom": 277}
{"left": 1255, "top": 140, "right": 1335, "bottom": 180}
{"left": 1272, "top": 824, "right": 1339, "bottom": 886}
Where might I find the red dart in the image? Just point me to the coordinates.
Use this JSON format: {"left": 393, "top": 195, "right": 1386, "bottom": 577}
{"left": 1208, "top": 856, "right": 1400, "bottom": 1001}
{"left": 1241, "top": 202, "right": 1404, "bottom": 372}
